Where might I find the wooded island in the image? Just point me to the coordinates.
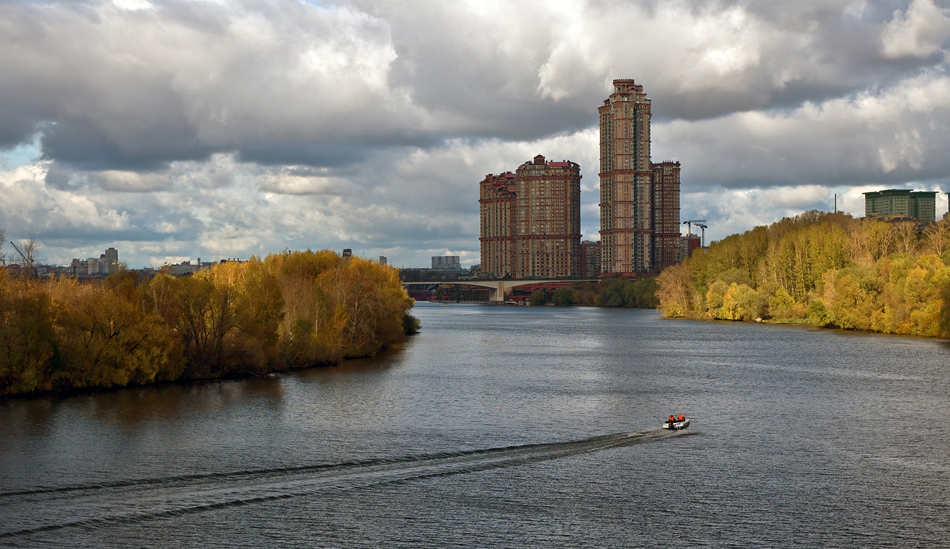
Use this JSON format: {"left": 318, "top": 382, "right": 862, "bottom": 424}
{"left": 0, "top": 250, "right": 417, "bottom": 397}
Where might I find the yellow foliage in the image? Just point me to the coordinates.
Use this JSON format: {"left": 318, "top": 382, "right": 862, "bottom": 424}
{"left": 0, "top": 250, "right": 416, "bottom": 396}
{"left": 656, "top": 210, "right": 950, "bottom": 338}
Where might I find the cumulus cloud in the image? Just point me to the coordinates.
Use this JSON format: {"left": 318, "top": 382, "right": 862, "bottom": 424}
{"left": 656, "top": 73, "right": 950, "bottom": 189}
{"left": 1, "top": 0, "right": 949, "bottom": 266}
{"left": 882, "top": 0, "right": 950, "bottom": 59}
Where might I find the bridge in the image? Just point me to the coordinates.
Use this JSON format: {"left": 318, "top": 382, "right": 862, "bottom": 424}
{"left": 402, "top": 279, "right": 598, "bottom": 303}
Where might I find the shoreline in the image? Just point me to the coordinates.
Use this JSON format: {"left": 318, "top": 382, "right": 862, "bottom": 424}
{"left": 0, "top": 339, "right": 414, "bottom": 402}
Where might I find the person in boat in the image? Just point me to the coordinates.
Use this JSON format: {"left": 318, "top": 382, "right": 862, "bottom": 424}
{"left": 668, "top": 415, "right": 675, "bottom": 424}
{"left": 678, "top": 414, "right": 685, "bottom": 421}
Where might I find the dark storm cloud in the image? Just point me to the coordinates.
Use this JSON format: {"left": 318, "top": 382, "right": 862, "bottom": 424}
{"left": 4, "top": 0, "right": 944, "bottom": 171}
{"left": 0, "top": 0, "right": 426, "bottom": 174}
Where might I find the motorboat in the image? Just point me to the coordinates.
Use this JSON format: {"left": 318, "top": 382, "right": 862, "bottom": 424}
{"left": 663, "top": 416, "right": 691, "bottom": 430}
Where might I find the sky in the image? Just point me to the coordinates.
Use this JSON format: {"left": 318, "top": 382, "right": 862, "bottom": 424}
{"left": 2, "top": 0, "right": 950, "bottom": 269}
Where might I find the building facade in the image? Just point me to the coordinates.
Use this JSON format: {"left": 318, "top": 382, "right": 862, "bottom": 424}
{"left": 103, "top": 247, "right": 119, "bottom": 274}
{"left": 580, "top": 240, "right": 601, "bottom": 278}
{"left": 864, "top": 189, "right": 937, "bottom": 222}
{"left": 70, "top": 246, "right": 120, "bottom": 277}
{"left": 479, "top": 171, "right": 517, "bottom": 277}
{"left": 431, "top": 256, "right": 461, "bottom": 271}
{"left": 598, "top": 79, "right": 681, "bottom": 274}
{"left": 651, "top": 161, "right": 681, "bottom": 269}
{"left": 479, "top": 155, "right": 582, "bottom": 278}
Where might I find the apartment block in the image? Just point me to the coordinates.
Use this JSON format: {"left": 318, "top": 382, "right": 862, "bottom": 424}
{"left": 864, "top": 189, "right": 937, "bottom": 222}
{"left": 432, "top": 256, "right": 461, "bottom": 271}
{"left": 479, "top": 155, "right": 581, "bottom": 278}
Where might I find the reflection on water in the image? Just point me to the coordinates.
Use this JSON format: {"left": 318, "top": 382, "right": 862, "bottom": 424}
{"left": 1, "top": 303, "right": 949, "bottom": 547}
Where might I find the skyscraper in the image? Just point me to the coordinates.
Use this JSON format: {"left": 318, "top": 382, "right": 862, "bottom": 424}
{"left": 598, "top": 79, "right": 681, "bottom": 274}
{"left": 479, "top": 155, "right": 582, "bottom": 278}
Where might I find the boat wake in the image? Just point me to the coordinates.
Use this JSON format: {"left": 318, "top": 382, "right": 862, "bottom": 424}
{"left": 0, "top": 428, "right": 690, "bottom": 539}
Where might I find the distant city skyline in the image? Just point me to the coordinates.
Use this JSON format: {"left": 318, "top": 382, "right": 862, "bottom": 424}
{"left": 2, "top": 1, "right": 949, "bottom": 268}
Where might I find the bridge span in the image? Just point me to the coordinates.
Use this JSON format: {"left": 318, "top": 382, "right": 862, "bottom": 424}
{"left": 402, "top": 279, "right": 598, "bottom": 303}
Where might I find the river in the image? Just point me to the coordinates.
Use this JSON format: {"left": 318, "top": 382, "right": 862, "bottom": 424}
{"left": 1, "top": 303, "right": 949, "bottom": 547}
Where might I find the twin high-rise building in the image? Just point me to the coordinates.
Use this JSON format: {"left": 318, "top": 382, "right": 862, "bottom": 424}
{"left": 598, "top": 79, "right": 681, "bottom": 274}
{"left": 478, "top": 79, "right": 681, "bottom": 278}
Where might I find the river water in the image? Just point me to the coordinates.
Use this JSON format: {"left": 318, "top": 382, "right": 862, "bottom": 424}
{"left": 1, "top": 303, "right": 949, "bottom": 547}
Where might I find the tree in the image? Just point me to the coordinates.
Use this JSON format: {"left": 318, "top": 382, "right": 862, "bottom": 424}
{"left": 0, "top": 273, "right": 55, "bottom": 395}
{"left": 267, "top": 250, "right": 344, "bottom": 367}
{"left": 528, "top": 289, "right": 547, "bottom": 306}
{"left": 318, "top": 256, "right": 413, "bottom": 358}
{"left": 656, "top": 264, "right": 694, "bottom": 318}
{"left": 924, "top": 219, "right": 950, "bottom": 255}
{"left": 149, "top": 273, "right": 236, "bottom": 378}
{"left": 203, "top": 258, "right": 284, "bottom": 375}
{"left": 767, "top": 286, "right": 796, "bottom": 320}
{"left": 893, "top": 222, "right": 919, "bottom": 256}
{"left": 51, "top": 274, "right": 176, "bottom": 388}
{"left": 598, "top": 280, "right": 625, "bottom": 307}
{"left": 552, "top": 288, "right": 573, "bottom": 306}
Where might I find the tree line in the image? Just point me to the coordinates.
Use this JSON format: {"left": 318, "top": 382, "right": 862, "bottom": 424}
{"left": 524, "top": 278, "right": 658, "bottom": 308}
{"left": 0, "top": 250, "right": 418, "bottom": 397}
{"left": 656, "top": 211, "right": 950, "bottom": 338}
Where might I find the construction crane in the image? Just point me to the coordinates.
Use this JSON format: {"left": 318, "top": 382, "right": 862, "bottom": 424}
{"left": 695, "top": 223, "right": 708, "bottom": 248}
{"left": 683, "top": 219, "right": 706, "bottom": 238}
{"left": 10, "top": 240, "right": 36, "bottom": 276}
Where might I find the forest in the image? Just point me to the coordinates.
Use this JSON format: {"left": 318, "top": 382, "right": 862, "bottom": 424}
{"left": 0, "top": 250, "right": 418, "bottom": 397}
{"left": 656, "top": 211, "right": 950, "bottom": 338}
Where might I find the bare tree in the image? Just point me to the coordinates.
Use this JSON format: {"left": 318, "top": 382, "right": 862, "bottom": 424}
{"left": 893, "top": 221, "right": 919, "bottom": 255}
{"left": 924, "top": 219, "right": 950, "bottom": 255}
{"left": 0, "top": 228, "right": 5, "bottom": 266}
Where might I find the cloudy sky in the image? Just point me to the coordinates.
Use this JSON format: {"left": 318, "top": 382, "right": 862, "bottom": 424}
{"left": 2, "top": 0, "right": 950, "bottom": 268}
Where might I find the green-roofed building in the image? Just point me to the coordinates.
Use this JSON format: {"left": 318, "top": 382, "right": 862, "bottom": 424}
{"left": 863, "top": 189, "right": 937, "bottom": 222}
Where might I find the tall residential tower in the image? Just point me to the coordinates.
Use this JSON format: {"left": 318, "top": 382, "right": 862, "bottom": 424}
{"left": 598, "top": 79, "right": 680, "bottom": 274}
{"left": 479, "top": 155, "right": 582, "bottom": 278}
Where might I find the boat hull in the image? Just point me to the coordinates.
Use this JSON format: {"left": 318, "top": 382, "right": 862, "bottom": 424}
{"left": 663, "top": 417, "right": 691, "bottom": 430}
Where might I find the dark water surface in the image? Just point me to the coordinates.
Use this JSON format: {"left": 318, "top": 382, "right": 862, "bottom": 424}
{"left": 2, "top": 303, "right": 949, "bottom": 547}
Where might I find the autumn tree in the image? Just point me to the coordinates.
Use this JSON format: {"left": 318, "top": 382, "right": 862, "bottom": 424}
{"left": 656, "top": 264, "right": 694, "bottom": 318}
{"left": 51, "top": 273, "right": 177, "bottom": 388}
{"left": 0, "top": 273, "right": 55, "bottom": 395}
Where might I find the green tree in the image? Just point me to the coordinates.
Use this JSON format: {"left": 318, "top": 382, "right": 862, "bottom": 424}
{"left": 528, "top": 289, "right": 547, "bottom": 306}
{"left": 598, "top": 280, "right": 625, "bottom": 307}
{"left": 552, "top": 288, "right": 573, "bottom": 306}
